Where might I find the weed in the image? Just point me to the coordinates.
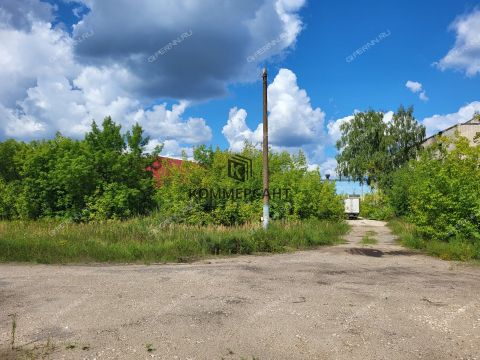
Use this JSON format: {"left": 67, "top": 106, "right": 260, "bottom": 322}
{"left": 360, "top": 235, "right": 378, "bottom": 245}
{"left": 389, "top": 219, "right": 480, "bottom": 261}
{"left": 21, "top": 338, "right": 55, "bottom": 359}
{"left": 0, "top": 219, "right": 349, "bottom": 264}
{"left": 146, "top": 343, "right": 156, "bottom": 352}
{"left": 8, "top": 313, "right": 17, "bottom": 350}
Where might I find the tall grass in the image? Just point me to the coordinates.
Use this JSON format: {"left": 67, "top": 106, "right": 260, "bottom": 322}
{"left": 0, "top": 218, "right": 349, "bottom": 264}
{"left": 389, "top": 219, "right": 480, "bottom": 261}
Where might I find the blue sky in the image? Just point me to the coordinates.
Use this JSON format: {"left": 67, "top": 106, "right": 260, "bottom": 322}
{"left": 1, "top": 0, "right": 479, "bottom": 184}
{"left": 192, "top": 0, "right": 480, "bottom": 171}
{"left": 192, "top": 0, "right": 480, "bottom": 150}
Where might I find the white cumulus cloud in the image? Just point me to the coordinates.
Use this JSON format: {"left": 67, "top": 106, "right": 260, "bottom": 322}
{"left": 437, "top": 9, "right": 480, "bottom": 77}
{"left": 319, "top": 157, "right": 338, "bottom": 178}
{"left": 421, "top": 101, "right": 480, "bottom": 136}
{"left": 145, "top": 139, "right": 194, "bottom": 159}
{"left": 129, "top": 101, "right": 212, "bottom": 145}
{"left": 0, "top": 21, "right": 77, "bottom": 107}
{"left": 327, "top": 115, "right": 354, "bottom": 144}
{"left": 405, "top": 80, "right": 428, "bottom": 102}
{"left": 405, "top": 80, "right": 422, "bottom": 93}
{"left": 222, "top": 107, "right": 260, "bottom": 153}
{"left": 0, "top": 26, "right": 212, "bottom": 144}
{"left": 223, "top": 68, "right": 327, "bottom": 163}
{"left": 0, "top": 0, "right": 306, "bottom": 152}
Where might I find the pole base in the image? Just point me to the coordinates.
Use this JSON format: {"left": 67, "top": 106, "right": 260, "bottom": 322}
{"left": 263, "top": 204, "right": 270, "bottom": 230}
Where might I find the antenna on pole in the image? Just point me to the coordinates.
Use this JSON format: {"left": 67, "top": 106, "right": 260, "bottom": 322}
{"left": 262, "top": 68, "right": 269, "bottom": 230}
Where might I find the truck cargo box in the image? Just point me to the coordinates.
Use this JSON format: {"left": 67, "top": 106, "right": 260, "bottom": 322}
{"left": 344, "top": 196, "right": 360, "bottom": 219}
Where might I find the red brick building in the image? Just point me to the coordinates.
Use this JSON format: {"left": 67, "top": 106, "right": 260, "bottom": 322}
{"left": 147, "top": 156, "right": 189, "bottom": 185}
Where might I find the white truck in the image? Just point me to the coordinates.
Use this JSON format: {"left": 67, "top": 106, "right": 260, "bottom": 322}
{"left": 344, "top": 195, "right": 360, "bottom": 219}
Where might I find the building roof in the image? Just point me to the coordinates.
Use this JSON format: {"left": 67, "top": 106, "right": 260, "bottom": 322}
{"left": 147, "top": 156, "right": 190, "bottom": 185}
{"left": 422, "top": 116, "right": 480, "bottom": 144}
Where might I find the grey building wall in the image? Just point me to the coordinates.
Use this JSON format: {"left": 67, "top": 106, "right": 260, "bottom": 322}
{"left": 421, "top": 118, "right": 480, "bottom": 149}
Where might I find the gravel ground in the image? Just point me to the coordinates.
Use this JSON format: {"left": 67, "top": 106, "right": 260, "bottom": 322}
{"left": 1, "top": 220, "right": 479, "bottom": 359}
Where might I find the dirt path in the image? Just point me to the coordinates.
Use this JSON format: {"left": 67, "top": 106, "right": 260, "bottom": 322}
{"left": 1, "top": 221, "right": 479, "bottom": 359}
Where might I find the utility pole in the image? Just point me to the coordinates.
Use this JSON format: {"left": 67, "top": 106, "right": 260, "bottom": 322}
{"left": 262, "top": 68, "right": 269, "bottom": 230}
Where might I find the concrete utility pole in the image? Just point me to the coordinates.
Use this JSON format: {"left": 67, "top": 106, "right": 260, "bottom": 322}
{"left": 262, "top": 68, "right": 269, "bottom": 230}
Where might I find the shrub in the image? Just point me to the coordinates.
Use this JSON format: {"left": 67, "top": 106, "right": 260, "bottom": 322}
{"left": 0, "top": 180, "right": 20, "bottom": 219}
{"left": 389, "top": 135, "right": 480, "bottom": 242}
{"left": 0, "top": 120, "right": 344, "bottom": 224}
{"left": 84, "top": 183, "right": 142, "bottom": 220}
{"left": 388, "top": 166, "right": 414, "bottom": 217}
{"left": 155, "top": 146, "right": 344, "bottom": 225}
{"left": 389, "top": 219, "right": 480, "bottom": 261}
{"left": 0, "top": 119, "right": 155, "bottom": 221}
{"left": 360, "top": 192, "right": 394, "bottom": 220}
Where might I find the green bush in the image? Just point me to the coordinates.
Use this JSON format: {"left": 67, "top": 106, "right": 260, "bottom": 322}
{"left": 388, "top": 166, "right": 413, "bottom": 217}
{"left": 0, "top": 120, "right": 344, "bottom": 225}
{"left": 389, "top": 219, "right": 480, "bottom": 261}
{"left": 292, "top": 172, "right": 344, "bottom": 220}
{"left": 155, "top": 146, "right": 344, "bottom": 225}
{"left": 0, "top": 179, "right": 19, "bottom": 219}
{"left": 0, "top": 118, "right": 156, "bottom": 221}
{"left": 360, "top": 192, "right": 395, "bottom": 220}
{"left": 84, "top": 183, "right": 142, "bottom": 220}
{"left": 389, "top": 135, "right": 480, "bottom": 243}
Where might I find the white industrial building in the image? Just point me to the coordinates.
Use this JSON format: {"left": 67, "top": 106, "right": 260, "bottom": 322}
{"left": 421, "top": 116, "right": 480, "bottom": 148}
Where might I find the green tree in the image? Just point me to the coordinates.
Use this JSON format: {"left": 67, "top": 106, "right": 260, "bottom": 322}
{"left": 193, "top": 145, "right": 215, "bottom": 167}
{"left": 0, "top": 139, "right": 23, "bottom": 182}
{"left": 336, "top": 110, "right": 387, "bottom": 186}
{"left": 0, "top": 117, "right": 155, "bottom": 220}
{"left": 0, "top": 119, "right": 345, "bottom": 223}
{"left": 0, "top": 139, "right": 24, "bottom": 219}
{"left": 83, "top": 118, "right": 155, "bottom": 220}
{"left": 381, "top": 105, "right": 426, "bottom": 189}
{"left": 387, "top": 106, "right": 425, "bottom": 168}
{"left": 12, "top": 134, "right": 95, "bottom": 218}
{"left": 336, "top": 106, "right": 425, "bottom": 189}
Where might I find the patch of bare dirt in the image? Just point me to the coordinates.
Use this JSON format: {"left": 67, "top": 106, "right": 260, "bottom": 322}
{"left": 0, "top": 221, "right": 479, "bottom": 359}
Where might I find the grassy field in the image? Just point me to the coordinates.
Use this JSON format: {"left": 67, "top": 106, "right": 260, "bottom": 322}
{"left": 388, "top": 219, "right": 480, "bottom": 261}
{"left": 0, "top": 218, "right": 349, "bottom": 264}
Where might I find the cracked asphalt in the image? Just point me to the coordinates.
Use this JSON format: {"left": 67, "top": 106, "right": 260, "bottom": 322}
{"left": 1, "top": 220, "right": 479, "bottom": 359}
